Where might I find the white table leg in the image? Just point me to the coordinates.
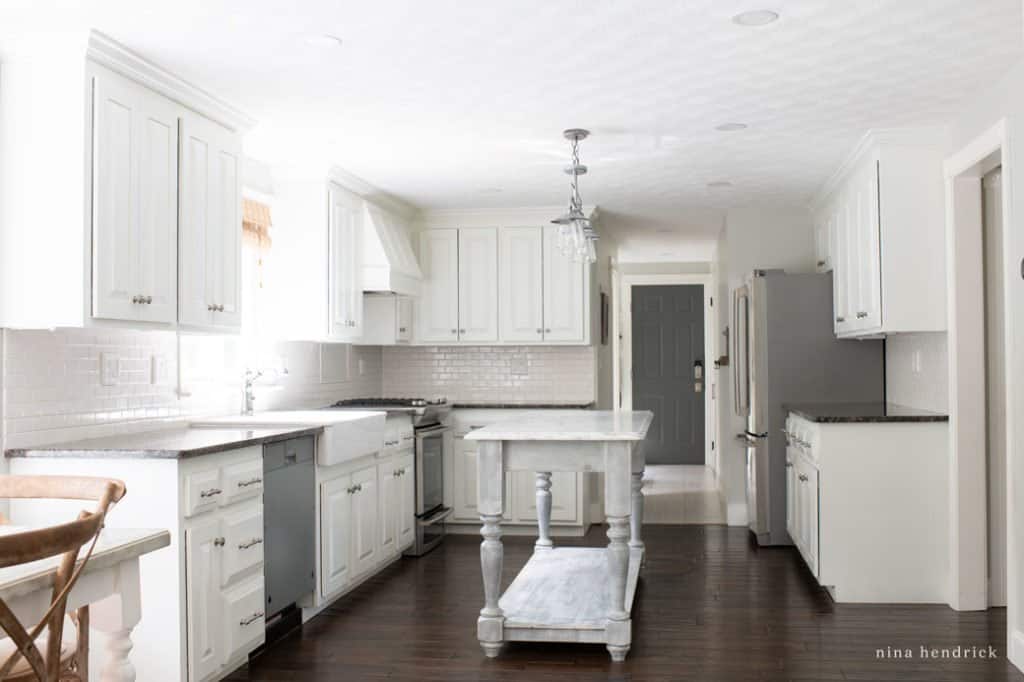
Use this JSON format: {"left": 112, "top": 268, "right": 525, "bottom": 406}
{"left": 629, "top": 472, "right": 644, "bottom": 552}
{"left": 535, "top": 472, "right": 553, "bottom": 550}
{"left": 605, "top": 443, "right": 632, "bottom": 662}
{"left": 90, "top": 559, "right": 141, "bottom": 682}
{"left": 477, "top": 441, "right": 505, "bottom": 658}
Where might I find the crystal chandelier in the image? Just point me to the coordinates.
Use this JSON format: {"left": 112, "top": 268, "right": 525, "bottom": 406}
{"left": 551, "top": 128, "right": 597, "bottom": 264}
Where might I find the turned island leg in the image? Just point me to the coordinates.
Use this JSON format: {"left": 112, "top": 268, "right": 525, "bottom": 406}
{"left": 477, "top": 440, "right": 505, "bottom": 658}
{"left": 535, "top": 472, "right": 553, "bottom": 550}
{"left": 629, "top": 472, "right": 644, "bottom": 553}
{"left": 605, "top": 443, "right": 633, "bottom": 662}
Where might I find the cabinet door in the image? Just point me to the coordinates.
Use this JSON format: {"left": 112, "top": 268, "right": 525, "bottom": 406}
{"left": 806, "top": 463, "right": 820, "bottom": 577}
{"left": 185, "top": 517, "right": 223, "bottom": 682}
{"left": 222, "top": 576, "right": 264, "bottom": 666}
{"left": 416, "top": 229, "right": 460, "bottom": 342}
{"left": 814, "top": 218, "right": 832, "bottom": 273}
{"left": 542, "top": 225, "right": 586, "bottom": 342}
{"left": 379, "top": 457, "right": 398, "bottom": 558}
{"left": 515, "top": 471, "right": 579, "bottom": 523}
{"left": 328, "top": 183, "right": 364, "bottom": 341}
{"left": 92, "top": 70, "right": 178, "bottom": 324}
{"left": 179, "top": 112, "right": 242, "bottom": 330}
{"left": 351, "top": 465, "right": 379, "bottom": 576}
{"left": 398, "top": 450, "right": 416, "bottom": 551}
{"left": 396, "top": 295, "right": 413, "bottom": 342}
{"left": 785, "top": 449, "right": 797, "bottom": 542}
{"left": 855, "top": 163, "right": 882, "bottom": 331}
{"left": 320, "top": 476, "right": 353, "bottom": 597}
{"left": 499, "top": 227, "right": 544, "bottom": 342}
{"left": 833, "top": 193, "right": 855, "bottom": 335}
{"left": 458, "top": 227, "right": 499, "bottom": 342}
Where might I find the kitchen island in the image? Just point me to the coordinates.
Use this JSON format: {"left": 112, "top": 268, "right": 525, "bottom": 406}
{"left": 465, "top": 410, "right": 653, "bottom": 662}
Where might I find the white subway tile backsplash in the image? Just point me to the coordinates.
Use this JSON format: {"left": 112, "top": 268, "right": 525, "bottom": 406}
{"left": 1, "top": 328, "right": 382, "bottom": 448}
{"left": 382, "top": 345, "right": 596, "bottom": 404}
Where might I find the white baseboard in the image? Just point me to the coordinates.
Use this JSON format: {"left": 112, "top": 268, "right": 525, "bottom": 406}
{"left": 1010, "top": 629, "right": 1024, "bottom": 673}
{"left": 726, "top": 502, "right": 748, "bottom": 527}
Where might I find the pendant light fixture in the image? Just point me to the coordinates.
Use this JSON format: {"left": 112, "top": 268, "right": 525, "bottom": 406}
{"left": 551, "top": 128, "right": 597, "bottom": 264}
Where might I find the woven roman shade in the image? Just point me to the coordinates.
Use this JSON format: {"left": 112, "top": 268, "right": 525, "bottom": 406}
{"left": 242, "top": 198, "right": 272, "bottom": 248}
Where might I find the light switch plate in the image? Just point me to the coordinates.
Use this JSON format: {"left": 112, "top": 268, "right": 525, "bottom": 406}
{"left": 100, "top": 353, "right": 119, "bottom": 386}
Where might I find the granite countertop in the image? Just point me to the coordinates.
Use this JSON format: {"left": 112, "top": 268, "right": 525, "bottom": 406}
{"left": 5, "top": 425, "right": 324, "bottom": 460}
{"left": 452, "top": 402, "right": 596, "bottom": 410}
{"left": 785, "top": 402, "right": 949, "bottom": 423}
{"left": 464, "top": 410, "right": 654, "bottom": 441}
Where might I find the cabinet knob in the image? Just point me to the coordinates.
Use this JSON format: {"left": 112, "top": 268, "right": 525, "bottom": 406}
{"left": 459, "top": 328, "right": 466, "bottom": 334}
{"left": 399, "top": 327, "right": 407, "bottom": 332}
{"left": 145, "top": 296, "right": 153, "bottom": 305}
{"left": 207, "top": 304, "right": 215, "bottom": 311}
{"left": 214, "top": 537, "right": 226, "bottom": 547}
{"left": 798, "top": 474, "right": 808, "bottom": 482}
{"left": 451, "top": 329, "right": 458, "bottom": 335}
{"left": 816, "top": 260, "right": 826, "bottom": 268}
{"left": 836, "top": 316, "right": 845, "bottom": 323}
{"left": 131, "top": 296, "right": 140, "bottom": 304}
{"left": 856, "top": 311, "right": 868, "bottom": 319}
{"left": 545, "top": 328, "right": 551, "bottom": 333}
{"left": 536, "top": 328, "right": 543, "bottom": 334}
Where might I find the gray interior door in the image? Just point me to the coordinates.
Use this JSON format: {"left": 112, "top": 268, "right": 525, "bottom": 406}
{"left": 632, "top": 285, "right": 705, "bottom": 465}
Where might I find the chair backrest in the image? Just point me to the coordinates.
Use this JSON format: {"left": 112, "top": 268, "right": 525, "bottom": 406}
{"left": 0, "top": 475, "right": 126, "bottom": 680}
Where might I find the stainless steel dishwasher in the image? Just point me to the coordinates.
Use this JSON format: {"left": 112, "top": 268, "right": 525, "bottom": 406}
{"left": 263, "top": 435, "right": 316, "bottom": 622}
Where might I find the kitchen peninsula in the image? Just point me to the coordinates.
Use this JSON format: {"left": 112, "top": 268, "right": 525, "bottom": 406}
{"left": 465, "top": 410, "right": 653, "bottom": 662}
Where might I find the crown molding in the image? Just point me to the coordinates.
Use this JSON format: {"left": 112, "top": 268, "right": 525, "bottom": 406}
{"left": 86, "top": 30, "right": 256, "bottom": 132}
{"left": 328, "top": 166, "right": 419, "bottom": 220}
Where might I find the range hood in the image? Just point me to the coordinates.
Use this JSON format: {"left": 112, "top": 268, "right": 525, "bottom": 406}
{"left": 362, "top": 202, "right": 422, "bottom": 296}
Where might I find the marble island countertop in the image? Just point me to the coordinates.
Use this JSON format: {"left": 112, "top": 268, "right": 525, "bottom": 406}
{"left": 5, "top": 424, "right": 323, "bottom": 459}
{"left": 464, "top": 410, "right": 654, "bottom": 441}
{"left": 786, "top": 402, "right": 949, "bottom": 423}
{"left": 452, "top": 402, "right": 595, "bottom": 410}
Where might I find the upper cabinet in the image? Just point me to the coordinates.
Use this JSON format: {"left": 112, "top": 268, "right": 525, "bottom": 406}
{"left": 813, "top": 129, "right": 947, "bottom": 337}
{"left": 414, "top": 210, "right": 593, "bottom": 346}
{"left": 0, "top": 32, "right": 251, "bottom": 330}
{"left": 266, "top": 179, "right": 365, "bottom": 342}
{"left": 91, "top": 66, "right": 179, "bottom": 325}
{"left": 179, "top": 111, "right": 243, "bottom": 330}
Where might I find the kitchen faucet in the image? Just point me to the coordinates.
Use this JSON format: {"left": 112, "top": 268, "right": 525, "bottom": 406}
{"left": 243, "top": 369, "right": 263, "bottom": 415}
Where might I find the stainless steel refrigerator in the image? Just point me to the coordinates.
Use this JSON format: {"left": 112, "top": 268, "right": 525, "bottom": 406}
{"left": 732, "top": 270, "right": 884, "bottom": 546}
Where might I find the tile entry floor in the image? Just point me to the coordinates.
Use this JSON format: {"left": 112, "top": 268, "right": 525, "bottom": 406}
{"left": 642, "top": 464, "right": 727, "bottom": 524}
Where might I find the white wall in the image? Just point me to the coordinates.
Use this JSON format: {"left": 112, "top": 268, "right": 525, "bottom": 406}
{"left": 714, "top": 206, "right": 816, "bottom": 524}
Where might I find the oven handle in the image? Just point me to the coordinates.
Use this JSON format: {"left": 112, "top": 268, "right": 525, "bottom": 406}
{"left": 415, "top": 424, "right": 451, "bottom": 439}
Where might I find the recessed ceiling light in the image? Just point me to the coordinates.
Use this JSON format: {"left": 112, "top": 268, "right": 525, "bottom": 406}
{"left": 715, "top": 122, "right": 748, "bottom": 132}
{"left": 304, "top": 34, "right": 344, "bottom": 48}
{"left": 708, "top": 181, "right": 734, "bottom": 189}
{"left": 732, "top": 10, "right": 779, "bottom": 27}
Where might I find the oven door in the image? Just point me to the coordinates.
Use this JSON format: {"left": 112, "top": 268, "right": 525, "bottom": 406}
{"left": 415, "top": 424, "right": 449, "bottom": 516}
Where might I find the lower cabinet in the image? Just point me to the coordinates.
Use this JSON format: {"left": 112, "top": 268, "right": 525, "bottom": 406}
{"left": 318, "top": 447, "right": 416, "bottom": 604}
{"left": 182, "top": 448, "right": 266, "bottom": 682}
{"left": 785, "top": 445, "right": 819, "bottom": 578}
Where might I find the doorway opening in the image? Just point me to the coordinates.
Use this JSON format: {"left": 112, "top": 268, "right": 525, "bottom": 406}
{"left": 615, "top": 273, "right": 723, "bottom": 524}
{"left": 944, "top": 119, "right": 1021, "bottom": 669}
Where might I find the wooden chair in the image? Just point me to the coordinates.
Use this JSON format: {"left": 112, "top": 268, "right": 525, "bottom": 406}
{"left": 0, "top": 476, "right": 126, "bottom": 681}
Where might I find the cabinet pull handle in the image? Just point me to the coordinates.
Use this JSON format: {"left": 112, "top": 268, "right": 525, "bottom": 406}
{"left": 214, "top": 537, "right": 226, "bottom": 547}
{"left": 798, "top": 474, "right": 809, "bottom": 482}
{"left": 856, "top": 311, "right": 868, "bottom": 319}
{"left": 132, "top": 296, "right": 140, "bottom": 304}
{"left": 207, "top": 304, "right": 215, "bottom": 311}
{"left": 785, "top": 462, "right": 793, "bottom": 468}
{"left": 836, "top": 316, "right": 846, "bottom": 323}
{"left": 399, "top": 326, "right": 407, "bottom": 332}
{"left": 401, "top": 435, "right": 414, "bottom": 441}
{"left": 200, "top": 487, "right": 223, "bottom": 499}
{"left": 237, "top": 477, "right": 262, "bottom": 488}
{"left": 239, "top": 612, "right": 264, "bottom": 627}
{"left": 816, "top": 260, "right": 826, "bottom": 267}
{"left": 238, "top": 537, "right": 263, "bottom": 550}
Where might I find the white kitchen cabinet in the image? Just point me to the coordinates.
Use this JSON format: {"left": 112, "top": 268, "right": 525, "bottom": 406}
{"left": 92, "top": 65, "right": 179, "bottom": 325}
{"left": 814, "top": 216, "right": 833, "bottom": 273}
{"left": 452, "top": 434, "right": 513, "bottom": 522}
{"left": 360, "top": 294, "right": 413, "bottom": 345}
{"left": 350, "top": 464, "right": 379, "bottom": 577}
{"left": 185, "top": 517, "right": 223, "bottom": 682}
{"left": 379, "top": 456, "right": 399, "bottom": 557}
{"left": 416, "top": 228, "right": 461, "bottom": 342}
{"left": 320, "top": 475, "right": 354, "bottom": 597}
{"left": 815, "top": 129, "right": 947, "bottom": 337}
{"left": 397, "top": 450, "right": 416, "bottom": 551}
{"left": 457, "top": 227, "right": 499, "bottom": 342}
{"left": 541, "top": 225, "right": 586, "bottom": 342}
{"left": 179, "top": 111, "right": 243, "bottom": 331}
{"left": 329, "top": 183, "right": 364, "bottom": 340}
{"left": 784, "top": 413, "right": 949, "bottom": 603}
{"left": 222, "top": 577, "right": 265, "bottom": 666}
{"left": 499, "top": 226, "right": 545, "bottom": 342}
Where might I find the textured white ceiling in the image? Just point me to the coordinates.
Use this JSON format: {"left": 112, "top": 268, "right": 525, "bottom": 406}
{"left": 2, "top": 0, "right": 1022, "bottom": 241}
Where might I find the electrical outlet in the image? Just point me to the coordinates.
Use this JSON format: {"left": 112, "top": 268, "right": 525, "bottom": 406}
{"left": 100, "top": 353, "right": 119, "bottom": 386}
{"left": 151, "top": 355, "right": 168, "bottom": 385}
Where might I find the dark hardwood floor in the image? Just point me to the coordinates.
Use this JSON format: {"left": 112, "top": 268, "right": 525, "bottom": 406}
{"left": 227, "top": 525, "right": 1024, "bottom": 681}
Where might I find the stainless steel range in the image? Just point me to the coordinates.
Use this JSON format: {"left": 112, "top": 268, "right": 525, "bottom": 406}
{"left": 327, "top": 398, "right": 452, "bottom": 555}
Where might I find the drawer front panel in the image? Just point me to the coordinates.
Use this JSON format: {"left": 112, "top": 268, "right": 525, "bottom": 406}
{"left": 222, "top": 577, "right": 265, "bottom": 665}
{"left": 222, "top": 457, "right": 264, "bottom": 506}
{"left": 185, "top": 467, "right": 223, "bottom": 517}
{"left": 221, "top": 503, "right": 264, "bottom": 587}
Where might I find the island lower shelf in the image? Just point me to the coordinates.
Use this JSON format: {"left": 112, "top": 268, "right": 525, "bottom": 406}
{"left": 498, "top": 546, "right": 644, "bottom": 643}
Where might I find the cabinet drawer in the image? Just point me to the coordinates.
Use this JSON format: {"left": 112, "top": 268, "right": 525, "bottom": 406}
{"left": 222, "top": 577, "right": 265, "bottom": 666}
{"left": 185, "top": 467, "right": 223, "bottom": 518}
{"left": 221, "top": 457, "right": 263, "bottom": 506}
{"left": 221, "top": 503, "right": 264, "bottom": 587}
